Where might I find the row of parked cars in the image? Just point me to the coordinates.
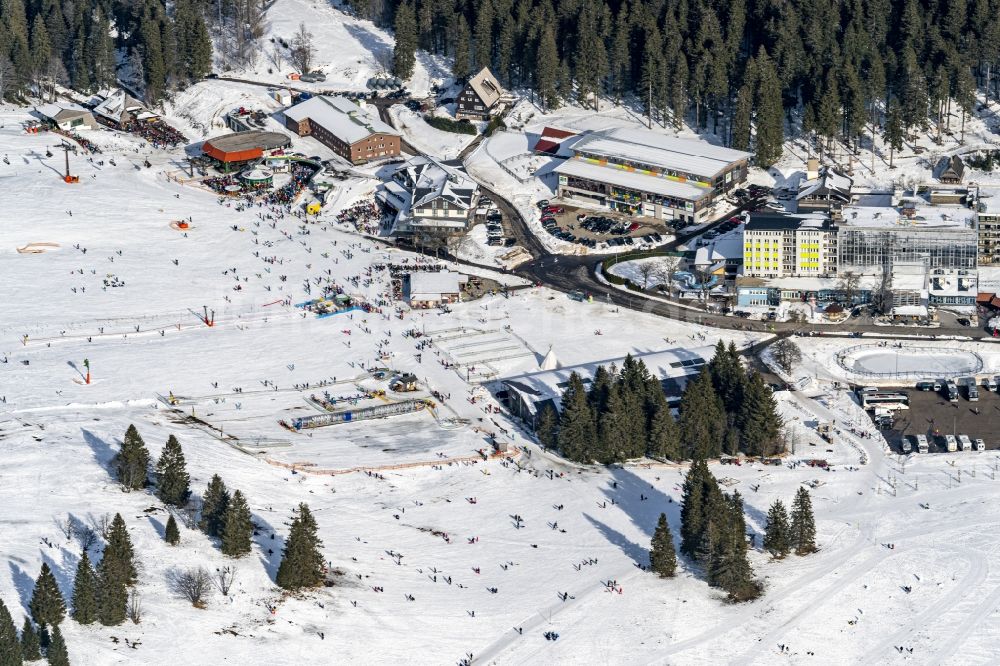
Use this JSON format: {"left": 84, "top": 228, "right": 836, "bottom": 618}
{"left": 580, "top": 215, "right": 639, "bottom": 236}
{"left": 731, "top": 184, "right": 770, "bottom": 203}
{"left": 483, "top": 199, "right": 515, "bottom": 246}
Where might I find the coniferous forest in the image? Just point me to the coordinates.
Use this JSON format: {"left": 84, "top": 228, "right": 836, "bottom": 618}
{"left": 355, "top": 0, "right": 995, "bottom": 165}
{"left": 541, "top": 341, "right": 784, "bottom": 464}
{"left": 0, "top": 0, "right": 218, "bottom": 104}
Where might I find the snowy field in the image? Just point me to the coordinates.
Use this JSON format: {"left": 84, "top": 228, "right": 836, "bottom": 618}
{"left": 11, "top": 40, "right": 1000, "bottom": 659}
{"left": 387, "top": 105, "right": 477, "bottom": 160}
{"left": 225, "top": 0, "right": 447, "bottom": 97}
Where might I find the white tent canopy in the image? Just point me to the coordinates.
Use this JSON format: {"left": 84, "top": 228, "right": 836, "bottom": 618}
{"left": 539, "top": 346, "right": 560, "bottom": 371}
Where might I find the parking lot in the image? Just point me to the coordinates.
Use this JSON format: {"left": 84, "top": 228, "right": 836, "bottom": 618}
{"left": 479, "top": 195, "right": 518, "bottom": 248}
{"left": 883, "top": 385, "right": 1000, "bottom": 453}
{"left": 538, "top": 201, "right": 669, "bottom": 249}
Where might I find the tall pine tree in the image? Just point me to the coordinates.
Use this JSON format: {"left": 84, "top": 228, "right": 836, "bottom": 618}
{"left": 649, "top": 513, "right": 677, "bottom": 577}
{"left": 199, "top": 475, "right": 230, "bottom": 537}
{"left": 71, "top": 552, "right": 98, "bottom": 625}
{"left": 46, "top": 624, "right": 68, "bottom": 666}
{"left": 557, "top": 372, "right": 597, "bottom": 463}
{"left": 115, "top": 425, "right": 150, "bottom": 491}
{"left": 790, "top": 487, "right": 817, "bottom": 555}
{"left": 392, "top": 1, "right": 417, "bottom": 79}
{"left": 155, "top": 435, "right": 190, "bottom": 507}
{"left": 29, "top": 563, "right": 65, "bottom": 627}
{"left": 221, "top": 490, "right": 253, "bottom": 558}
{"left": 104, "top": 514, "right": 136, "bottom": 585}
{"left": 276, "top": 503, "right": 324, "bottom": 591}
{"left": 165, "top": 515, "right": 180, "bottom": 545}
{"left": 763, "top": 499, "right": 791, "bottom": 558}
{"left": 0, "top": 596, "right": 22, "bottom": 666}
{"left": 20, "top": 616, "right": 39, "bottom": 662}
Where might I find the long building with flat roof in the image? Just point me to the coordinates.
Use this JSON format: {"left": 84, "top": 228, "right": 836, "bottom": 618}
{"left": 554, "top": 127, "right": 750, "bottom": 224}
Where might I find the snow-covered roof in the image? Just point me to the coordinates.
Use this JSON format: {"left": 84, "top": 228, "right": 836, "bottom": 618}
{"left": 976, "top": 187, "right": 1000, "bottom": 215}
{"left": 35, "top": 102, "right": 91, "bottom": 122}
{"left": 554, "top": 158, "right": 712, "bottom": 201}
{"left": 92, "top": 89, "right": 149, "bottom": 123}
{"left": 408, "top": 271, "right": 467, "bottom": 300}
{"left": 465, "top": 67, "right": 505, "bottom": 108}
{"left": 840, "top": 205, "right": 976, "bottom": 230}
{"left": 395, "top": 156, "right": 477, "bottom": 210}
{"left": 744, "top": 212, "right": 831, "bottom": 231}
{"left": 797, "top": 166, "right": 853, "bottom": 202}
{"left": 285, "top": 96, "right": 398, "bottom": 144}
{"left": 891, "top": 305, "right": 928, "bottom": 316}
{"left": 503, "top": 347, "right": 715, "bottom": 413}
{"left": 563, "top": 127, "right": 750, "bottom": 179}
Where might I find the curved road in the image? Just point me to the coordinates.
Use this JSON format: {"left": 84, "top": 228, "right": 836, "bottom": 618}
{"left": 488, "top": 193, "right": 986, "bottom": 340}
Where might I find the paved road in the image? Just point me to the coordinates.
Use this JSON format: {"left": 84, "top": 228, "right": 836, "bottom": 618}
{"left": 486, "top": 190, "right": 987, "bottom": 340}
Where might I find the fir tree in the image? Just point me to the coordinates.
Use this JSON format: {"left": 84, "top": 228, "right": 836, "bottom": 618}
{"left": 763, "top": 499, "right": 791, "bottom": 558}
{"left": 0, "top": 597, "right": 22, "bottom": 666}
{"left": 597, "top": 383, "right": 630, "bottom": 463}
{"left": 221, "top": 490, "right": 253, "bottom": 558}
{"left": 46, "top": 624, "right": 68, "bottom": 666}
{"left": 649, "top": 513, "right": 677, "bottom": 578}
{"left": 29, "top": 15, "right": 50, "bottom": 78}
{"left": 155, "top": 435, "right": 190, "bottom": 507}
{"left": 115, "top": 425, "right": 149, "bottom": 491}
{"left": 731, "top": 83, "right": 752, "bottom": 151}
{"left": 276, "top": 504, "right": 324, "bottom": 591}
{"left": 646, "top": 402, "right": 680, "bottom": 460}
{"left": 104, "top": 514, "right": 136, "bottom": 585}
{"left": 535, "top": 26, "right": 558, "bottom": 109}
{"left": 753, "top": 48, "right": 784, "bottom": 167}
{"left": 472, "top": 0, "right": 494, "bottom": 71}
{"left": 790, "top": 487, "right": 818, "bottom": 555}
{"left": 96, "top": 554, "right": 127, "bottom": 627}
{"left": 29, "top": 563, "right": 65, "bottom": 627}
{"left": 186, "top": 14, "right": 212, "bottom": 80}
{"left": 884, "top": 97, "right": 904, "bottom": 168}
{"left": 708, "top": 492, "right": 760, "bottom": 602}
{"left": 736, "top": 371, "right": 783, "bottom": 456}
{"left": 556, "top": 372, "right": 597, "bottom": 463}
{"left": 450, "top": 13, "right": 471, "bottom": 81}
{"left": 679, "top": 368, "right": 725, "bottom": 459}
{"left": 139, "top": 15, "right": 165, "bottom": 103}
{"left": 199, "top": 475, "right": 230, "bottom": 537}
{"left": 535, "top": 405, "right": 558, "bottom": 449}
{"left": 392, "top": 1, "right": 417, "bottom": 79}
{"left": 37, "top": 625, "right": 49, "bottom": 652}
{"left": 20, "top": 616, "right": 39, "bottom": 661}
{"left": 679, "top": 458, "right": 709, "bottom": 557}
{"left": 70, "top": 552, "right": 97, "bottom": 625}
{"left": 164, "top": 515, "right": 180, "bottom": 545}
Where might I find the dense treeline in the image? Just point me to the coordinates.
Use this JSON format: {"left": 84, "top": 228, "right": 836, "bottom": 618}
{"left": 0, "top": 0, "right": 213, "bottom": 104}
{"left": 539, "top": 341, "right": 783, "bottom": 464}
{"left": 357, "top": 0, "right": 995, "bottom": 165}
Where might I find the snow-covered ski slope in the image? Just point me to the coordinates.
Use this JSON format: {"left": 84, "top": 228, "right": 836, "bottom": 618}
{"left": 4, "top": 102, "right": 1000, "bottom": 664}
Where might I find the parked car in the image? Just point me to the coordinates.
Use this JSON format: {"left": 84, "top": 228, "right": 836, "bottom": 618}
{"left": 916, "top": 381, "right": 936, "bottom": 391}
{"left": 537, "top": 200, "right": 550, "bottom": 209}
{"left": 544, "top": 206, "right": 564, "bottom": 214}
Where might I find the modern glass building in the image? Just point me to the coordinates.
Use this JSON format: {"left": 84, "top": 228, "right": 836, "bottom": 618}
{"left": 837, "top": 206, "right": 978, "bottom": 272}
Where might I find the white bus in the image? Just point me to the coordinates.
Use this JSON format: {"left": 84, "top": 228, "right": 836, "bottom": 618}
{"left": 958, "top": 434, "right": 973, "bottom": 451}
{"left": 860, "top": 391, "right": 910, "bottom": 411}
{"left": 916, "top": 434, "right": 929, "bottom": 453}
{"left": 944, "top": 435, "right": 958, "bottom": 452}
